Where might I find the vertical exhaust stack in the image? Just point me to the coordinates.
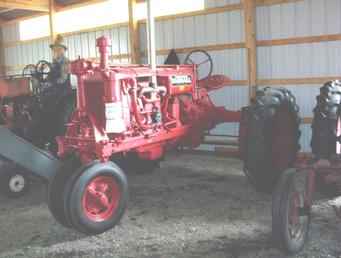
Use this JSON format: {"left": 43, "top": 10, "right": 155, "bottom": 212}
{"left": 146, "top": 0, "right": 157, "bottom": 86}
{"left": 97, "top": 36, "right": 112, "bottom": 69}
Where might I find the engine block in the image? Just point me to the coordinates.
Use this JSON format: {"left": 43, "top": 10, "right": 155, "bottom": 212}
{"left": 57, "top": 36, "right": 240, "bottom": 164}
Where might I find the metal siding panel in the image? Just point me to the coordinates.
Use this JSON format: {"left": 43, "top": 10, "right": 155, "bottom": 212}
{"left": 174, "top": 18, "right": 185, "bottom": 49}
{"left": 194, "top": 15, "right": 206, "bottom": 46}
{"left": 280, "top": 3, "right": 296, "bottom": 38}
{"left": 163, "top": 20, "right": 174, "bottom": 49}
{"left": 111, "top": 28, "right": 120, "bottom": 55}
{"left": 88, "top": 31, "right": 97, "bottom": 58}
{"left": 155, "top": 21, "right": 164, "bottom": 50}
{"left": 326, "top": 0, "right": 341, "bottom": 34}
{"left": 139, "top": 23, "right": 147, "bottom": 54}
{"left": 119, "top": 26, "right": 129, "bottom": 55}
{"left": 311, "top": 0, "right": 325, "bottom": 35}
{"left": 217, "top": 12, "right": 229, "bottom": 44}
{"left": 206, "top": 14, "right": 217, "bottom": 45}
{"left": 183, "top": 16, "right": 195, "bottom": 48}
{"left": 230, "top": 10, "right": 243, "bottom": 42}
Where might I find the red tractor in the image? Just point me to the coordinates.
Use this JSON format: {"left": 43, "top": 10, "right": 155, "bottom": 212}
{"left": 42, "top": 36, "right": 241, "bottom": 235}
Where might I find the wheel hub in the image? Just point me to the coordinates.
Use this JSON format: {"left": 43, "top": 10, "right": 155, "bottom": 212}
{"left": 9, "top": 174, "right": 26, "bottom": 193}
{"left": 82, "top": 176, "right": 120, "bottom": 222}
{"left": 288, "top": 185, "right": 309, "bottom": 241}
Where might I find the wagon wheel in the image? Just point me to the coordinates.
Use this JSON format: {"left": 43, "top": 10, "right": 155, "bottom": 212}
{"left": 36, "top": 60, "right": 52, "bottom": 83}
{"left": 272, "top": 168, "right": 313, "bottom": 254}
{"left": 22, "top": 64, "right": 37, "bottom": 77}
{"left": 184, "top": 50, "right": 213, "bottom": 81}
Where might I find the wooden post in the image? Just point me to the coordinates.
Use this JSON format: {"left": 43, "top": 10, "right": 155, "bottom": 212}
{"left": 128, "top": 0, "right": 140, "bottom": 64}
{"left": 49, "top": 0, "right": 56, "bottom": 43}
{"left": 243, "top": 0, "right": 257, "bottom": 102}
{"left": 0, "top": 30, "right": 6, "bottom": 76}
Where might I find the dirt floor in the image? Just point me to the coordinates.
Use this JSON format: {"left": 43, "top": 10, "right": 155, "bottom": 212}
{"left": 0, "top": 152, "right": 340, "bottom": 258}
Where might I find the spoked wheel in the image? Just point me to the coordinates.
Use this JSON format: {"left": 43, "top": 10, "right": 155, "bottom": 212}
{"left": 63, "top": 161, "right": 128, "bottom": 235}
{"left": 272, "top": 168, "right": 313, "bottom": 254}
{"left": 184, "top": 50, "right": 213, "bottom": 81}
{"left": 22, "top": 64, "right": 37, "bottom": 77}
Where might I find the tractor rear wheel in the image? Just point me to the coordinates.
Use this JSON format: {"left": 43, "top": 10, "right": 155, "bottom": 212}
{"left": 239, "top": 87, "right": 301, "bottom": 193}
{"left": 63, "top": 161, "right": 128, "bottom": 235}
{"left": 311, "top": 80, "right": 341, "bottom": 159}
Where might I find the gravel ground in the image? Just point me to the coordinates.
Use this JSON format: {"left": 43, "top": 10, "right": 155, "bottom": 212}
{"left": 0, "top": 152, "right": 340, "bottom": 258}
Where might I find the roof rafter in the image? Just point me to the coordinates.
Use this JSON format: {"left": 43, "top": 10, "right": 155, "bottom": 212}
{"left": 0, "top": 0, "right": 49, "bottom": 12}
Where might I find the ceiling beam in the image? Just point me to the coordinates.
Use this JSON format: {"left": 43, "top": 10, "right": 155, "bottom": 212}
{"left": 0, "top": 8, "right": 14, "bottom": 14}
{"left": 0, "top": 0, "right": 49, "bottom": 12}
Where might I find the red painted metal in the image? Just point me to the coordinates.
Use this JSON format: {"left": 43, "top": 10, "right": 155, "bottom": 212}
{"left": 82, "top": 175, "right": 121, "bottom": 222}
{"left": 57, "top": 36, "right": 241, "bottom": 164}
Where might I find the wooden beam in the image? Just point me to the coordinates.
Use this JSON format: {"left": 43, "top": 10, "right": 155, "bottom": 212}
{"left": 0, "top": 27, "right": 6, "bottom": 76}
{"left": 243, "top": 0, "right": 257, "bottom": 101}
{"left": 256, "top": 0, "right": 303, "bottom": 6}
{"left": 258, "top": 34, "right": 341, "bottom": 47}
{"left": 154, "top": 42, "right": 246, "bottom": 56}
{"left": 258, "top": 77, "right": 341, "bottom": 85}
{"left": 139, "top": 3, "right": 243, "bottom": 23}
{"left": 48, "top": 0, "right": 56, "bottom": 42}
{"left": 0, "top": 8, "right": 13, "bottom": 14}
{"left": 0, "top": 0, "right": 49, "bottom": 12}
{"left": 55, "top": 0, "right": 108, "bottom": 11}
{"left": 128, "top": 0, "right": 140, "bottom": 64}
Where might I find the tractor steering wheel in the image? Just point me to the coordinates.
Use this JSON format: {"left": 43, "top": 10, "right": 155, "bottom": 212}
{"left": 22, "top": 64, "right": 37, "bottom": 77}
{"left": 36, "top": 60, "right": 52, "bottom": 83}
{"left": 184, "top": 50, "right": 213, "bottom": 81}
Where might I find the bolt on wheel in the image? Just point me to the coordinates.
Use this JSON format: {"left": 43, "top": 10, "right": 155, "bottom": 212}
{"left": 82, "top": 175, "right": 121, "bottom": 222}
{"left": 64, "top": 161, "right": 129, "bottom": 235}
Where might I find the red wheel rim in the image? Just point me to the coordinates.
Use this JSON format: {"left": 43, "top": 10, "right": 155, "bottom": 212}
{"left": 82, "top": 175, "right": 121, "bottom": 222}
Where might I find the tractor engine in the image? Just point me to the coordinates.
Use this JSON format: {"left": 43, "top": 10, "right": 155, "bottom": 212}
{"left": 58, "top": 36, "right": 240, "bottom": 164}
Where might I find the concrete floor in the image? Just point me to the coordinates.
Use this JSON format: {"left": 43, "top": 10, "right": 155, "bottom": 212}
{"left": 0, "top": 152, "right": 340, "bottom": 258}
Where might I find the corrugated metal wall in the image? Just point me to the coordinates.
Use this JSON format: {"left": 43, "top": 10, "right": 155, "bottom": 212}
{"left": 1, "top": 0, "right": 340, "bottom": 152}
{"left": 257, "top": 0, "right": 341, "bottom": 152}
{"left": 2, "top": 23, "right": 130, "bottom": 76}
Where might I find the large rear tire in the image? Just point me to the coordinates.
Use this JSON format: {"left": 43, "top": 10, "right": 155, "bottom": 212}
{"left": 311, "top": 80, "right": 341, "bottom": 159}
{"left": 239, "top": 87, "right": 301, "bottom": 193}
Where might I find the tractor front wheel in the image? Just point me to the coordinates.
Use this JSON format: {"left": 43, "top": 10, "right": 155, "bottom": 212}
{"left": 63, "top": 161, "right": 128, "bottom": 235}
{"left": 272, "top": 169, "right": 312, "bottom": 254}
